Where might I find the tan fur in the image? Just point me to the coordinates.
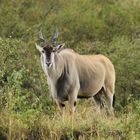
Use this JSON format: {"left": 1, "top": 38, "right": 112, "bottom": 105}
{"left": 58, "top": 49, "right": 115, "bottom": 113}
{"left": 36, "top": 43, "right": 115, "bottom": 115}
{"left": 59, "top": 49, "right": 115, "bottom": 96}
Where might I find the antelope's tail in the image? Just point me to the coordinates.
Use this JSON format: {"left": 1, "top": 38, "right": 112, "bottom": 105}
{"left": 113, "top": 94, "right": 115, "bottom": 108}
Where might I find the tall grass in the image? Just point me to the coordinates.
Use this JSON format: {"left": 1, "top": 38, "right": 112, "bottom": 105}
{"left": 1, "top": 100, "right": 140, "bottom": 139}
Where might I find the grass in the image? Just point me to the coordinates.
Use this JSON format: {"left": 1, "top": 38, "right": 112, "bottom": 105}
{"left": 0, "top": 99, "right": 140, "bottom": 140}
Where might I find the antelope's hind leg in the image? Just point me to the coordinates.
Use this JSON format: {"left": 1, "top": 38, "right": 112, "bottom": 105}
{"left": 104, "top": 85, "right": 115, "bottom": 116}
{"left": 94, "top": 89, "right": 104, "bottom": 114}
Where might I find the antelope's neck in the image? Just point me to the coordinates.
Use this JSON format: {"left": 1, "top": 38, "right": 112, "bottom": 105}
{"left": 47, "top": 54, "right": 64, "bottom": 80}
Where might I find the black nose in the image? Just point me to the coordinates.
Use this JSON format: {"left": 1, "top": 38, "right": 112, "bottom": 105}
{"left": 46, "top": 62, "right": 51, "bottom": 67}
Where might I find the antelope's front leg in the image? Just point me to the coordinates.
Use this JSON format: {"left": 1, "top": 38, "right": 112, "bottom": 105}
{"left": 68, "top": 88, "right": 78, "bottom": 115}
{"left": 55, "top": 99, "right": 65, "bottom": 116}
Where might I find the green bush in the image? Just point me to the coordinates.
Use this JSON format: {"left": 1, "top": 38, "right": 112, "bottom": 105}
{"left": 0, "top": 38, "right": 52, "bottom": 114}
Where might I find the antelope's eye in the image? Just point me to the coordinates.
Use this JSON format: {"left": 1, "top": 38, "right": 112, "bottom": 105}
{"left": 42, "top": 50, "right": 45, "bottom": 53}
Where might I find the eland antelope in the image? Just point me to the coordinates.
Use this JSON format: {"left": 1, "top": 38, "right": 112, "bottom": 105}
{"left": 35, "top": 30, "right": 115, "bottom": 115}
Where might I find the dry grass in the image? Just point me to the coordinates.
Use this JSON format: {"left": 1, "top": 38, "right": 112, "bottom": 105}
{"left": 1, "top": 99, "right": 139, "bottom": 140}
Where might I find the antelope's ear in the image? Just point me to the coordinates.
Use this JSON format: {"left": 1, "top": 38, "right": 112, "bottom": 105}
{"left": 35, "top": 43, "right": 43, "bottom": 53}
{"left": 54, "top": 43, "right": 65, "bottom": 53}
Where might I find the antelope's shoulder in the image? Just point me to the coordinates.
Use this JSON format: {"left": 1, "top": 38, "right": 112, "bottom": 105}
{"left": 61, "top": 48, "right": 75, "bottom": 53}
{"left": 60, "top": 48, "right": 77, "bottom": 57}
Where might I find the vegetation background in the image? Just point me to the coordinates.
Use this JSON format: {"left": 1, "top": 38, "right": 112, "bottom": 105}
{"left": 0, "top": 0, "right": 140, "bottom": 139}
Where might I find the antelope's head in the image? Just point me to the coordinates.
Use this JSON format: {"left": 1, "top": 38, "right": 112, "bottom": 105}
{"left": 35, "top": 30, "right": 65, "bottom": 68}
